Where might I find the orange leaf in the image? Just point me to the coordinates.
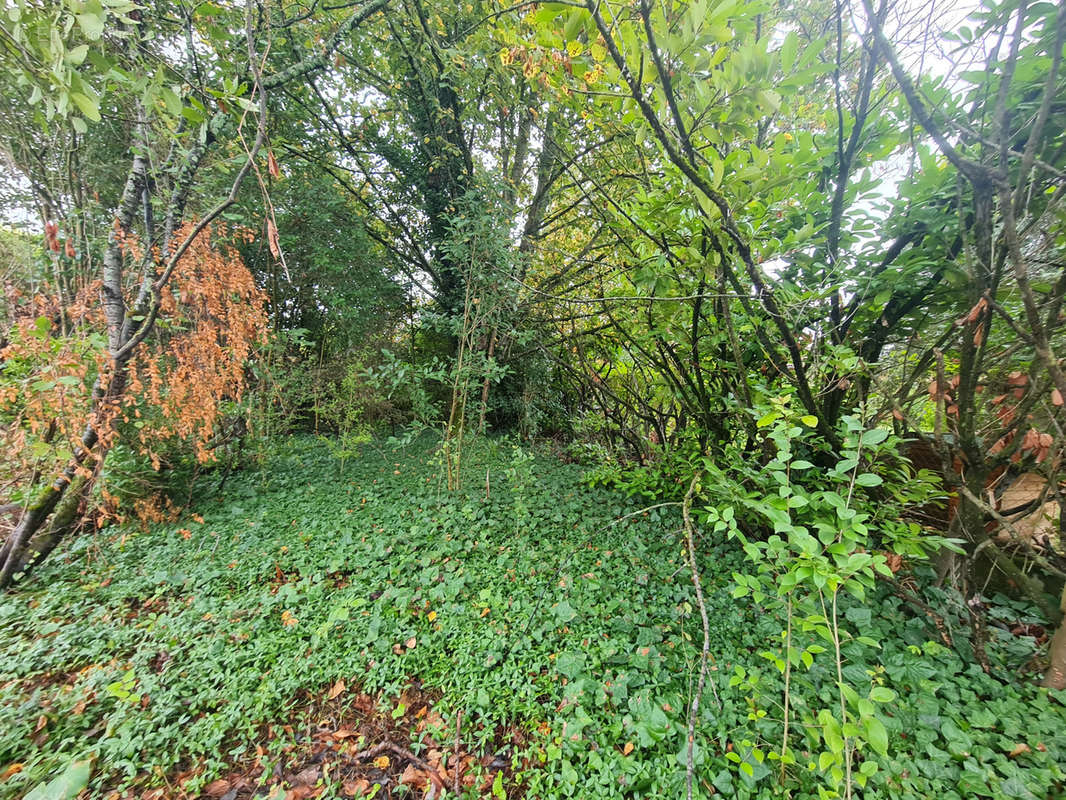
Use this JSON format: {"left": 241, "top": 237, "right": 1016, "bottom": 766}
{"left": 332, "top": 728, "right": 358, "bottom": 740}
{"left": 958, "top": 296, "right": 988, "bottom": 326}
{"left": 1053, "top": 389, "right": 1064, "bottom": 407}
{"left": 1009, "top": 743, "right": 1031, "bottom": 758}
{"left": 480, "top": 607, "right": 491, "bottom": 617}
{"left": 268, "top": 150, "right": 281, "bottom": 179}
{"left": 328, "top": 678, "right": 346, "bottom": 700}
{"left": 267, "top": 217, "right": 280, "bottom": 259}
{"left": 45, "top": 221, "right": 59, "bottom": 251}
{"left": 0, "top": 763, "right": 23, "bottom": 781}
{"left": 623, "top": 742, "right": 634, "bottom": 755}
{"left": 373, "top": 755, "right": 390, "bottom": 769}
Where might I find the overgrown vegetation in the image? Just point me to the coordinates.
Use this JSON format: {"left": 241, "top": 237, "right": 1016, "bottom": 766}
{"left": 2, "top": 439, "right": 1063, "bottom": 799}
{"left": 3, "top": 0, "right": 1066, "bottom": 796}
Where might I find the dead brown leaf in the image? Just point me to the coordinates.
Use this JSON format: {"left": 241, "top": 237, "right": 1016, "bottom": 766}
{"left": 1009, "top": 743, "right": 1031, "bottom": 758}
{"left": 203, "top": 778, "right": 232, "bottom": 797}
{"left": 328, "top": 678, "right": 346, "bottom": 700}
{"left": 399, "top": 763, "right": 430, "bottom": 787}
{"left": 293, "top": 765, "right": 321, "bottom": 785}
{"left": 267, "top": 217, "right": 280, "bottom": 259}
{"left": 343, "top": 778, "right": 371, "bottom": 797}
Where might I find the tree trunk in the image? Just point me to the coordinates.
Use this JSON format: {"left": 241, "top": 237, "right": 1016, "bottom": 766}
{"left": 1044, "top": 587, "right": 1066, "bottom": 689}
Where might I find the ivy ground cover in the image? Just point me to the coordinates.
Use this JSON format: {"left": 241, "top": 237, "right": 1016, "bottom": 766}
{"left": 1, "top": 437, "right": 1065, "bottom": 799}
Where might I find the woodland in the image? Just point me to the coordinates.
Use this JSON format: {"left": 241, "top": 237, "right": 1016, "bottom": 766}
{"left": 2, "top": 0, "right": 1066, "bottom": 797}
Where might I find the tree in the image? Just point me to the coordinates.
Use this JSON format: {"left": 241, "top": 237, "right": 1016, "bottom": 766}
{"left": 863, "top": 0, "right": 1066, "bottom": 687}
{"left": 0, "top": 0, "right": 388, "bottom": 586}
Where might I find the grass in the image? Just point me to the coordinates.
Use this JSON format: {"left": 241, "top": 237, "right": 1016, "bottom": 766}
{"left": 1, "top": 435, "right": 1065, "bottom": 799}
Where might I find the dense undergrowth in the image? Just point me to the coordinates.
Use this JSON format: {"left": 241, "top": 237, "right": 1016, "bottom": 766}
{"left": 1, "top": 437, "right": 1065, "bottom": 799}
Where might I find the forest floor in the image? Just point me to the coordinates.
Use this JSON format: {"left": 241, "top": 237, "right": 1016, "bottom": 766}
{"left": 2, "top": 437, "right": 1065, "bottom": 799}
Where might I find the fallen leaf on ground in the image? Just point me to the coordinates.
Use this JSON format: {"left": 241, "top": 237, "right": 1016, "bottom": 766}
{"left": 343, "top": 778, "right": 370, "bottom": 796}
{"left": 204, "top": 778, "right": 231, "bottom": 797}
{"left": 373, "top": 755, "right": 390, "bottom": 769}
{"left": 0, "top": 763, "right": 23, "bottom": 781}
{"left": 328, "top": 678, "right": 346, "bottom": 699}
{"left": 400, "top": 763, "right": 430, "bottom": 787}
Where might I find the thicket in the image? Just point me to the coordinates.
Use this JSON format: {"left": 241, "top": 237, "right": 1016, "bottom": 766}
{"left": 2, "top": 0, "right": 1066, "bottom": 797}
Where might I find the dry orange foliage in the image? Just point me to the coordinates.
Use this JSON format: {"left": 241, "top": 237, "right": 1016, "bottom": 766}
{"left": 1, "top": 222, "right": 267, "bottom": 527}
{"left": 125, "top": 223, "right": 268, "bottom": 467}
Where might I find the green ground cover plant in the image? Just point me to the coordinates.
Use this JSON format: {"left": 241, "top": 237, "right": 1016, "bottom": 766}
{"left": 1, "top": 437, "right": 1064, "bottom": 799}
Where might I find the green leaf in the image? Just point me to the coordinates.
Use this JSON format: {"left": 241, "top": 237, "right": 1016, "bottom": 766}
{"left": 25, "top": 759, "right": 92, "bottom": 800}
{"left": 854, "top": 473, "right": 883, "bottom": 487}
{"left": 554, "top": 599, "right": 576, "bottom": 623}
{"left": 76, "top": 12, "right": 106, "bottom": 40}
{"left": 70, "top": 92, "right": 101, "bottom": 122}
{"left": 780, "top": 30, "right": 798, "bottom": 72}
{"left": 800, "top": 415, "right": 818, "bottom": 427}
{"left": 556, "top": 651, "right": 584, "bottom": 679}
{"left": 869, "top": 687, "right": 896, "bottom": 703}
{"left": 864, "top": 716, "right": 888, "bottom": 755}
{"left": 860, "top": 428, "right": 889, "bottom": 446}
{"left": 65, "top": 44, "right": 89, "bottom": 65}
{"left": 563, "top": 9, "right": 584, "bottom": 39}
{"left": 160, "top": 86, "right": 183, "bottom": 117}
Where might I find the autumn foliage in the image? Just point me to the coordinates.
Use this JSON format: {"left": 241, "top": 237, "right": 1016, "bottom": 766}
{"left": 0, "top": 223, "right": 267, "bottom": 527}
{"left": 125, "top": 224, "right": 268, "bottom": 466}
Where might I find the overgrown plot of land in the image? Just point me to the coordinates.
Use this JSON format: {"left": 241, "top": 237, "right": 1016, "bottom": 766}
{"left": 2, "top": 439, "right": 1066, "bottom": 800}
{"left": 0, "top": 439, "right": 746, "bottom": 797}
